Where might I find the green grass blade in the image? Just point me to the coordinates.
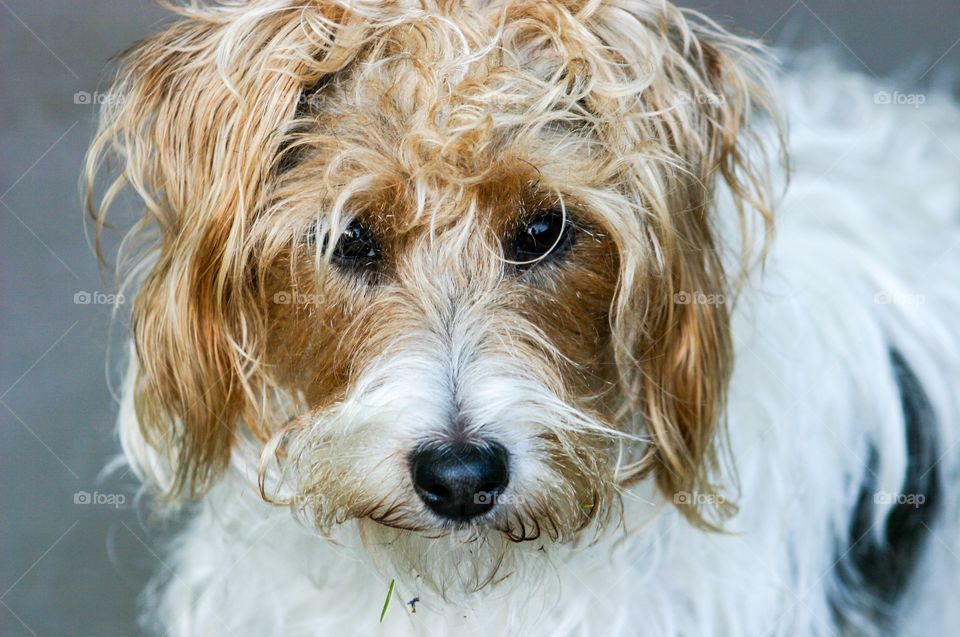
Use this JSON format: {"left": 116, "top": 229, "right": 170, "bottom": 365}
{"left": 379, "top": 579, "right": 396, "bottom": 623}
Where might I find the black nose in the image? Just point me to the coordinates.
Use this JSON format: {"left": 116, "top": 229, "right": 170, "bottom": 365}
{"left": 410, "top": 442, "right": 510, "bottom": 522}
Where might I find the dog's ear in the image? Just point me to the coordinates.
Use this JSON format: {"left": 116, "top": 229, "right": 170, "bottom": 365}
{"left": 85, "top": 4, "right": 356, "bottom": 499}
{"left": 578, "top": 2, "right": 779, "bottom": 523}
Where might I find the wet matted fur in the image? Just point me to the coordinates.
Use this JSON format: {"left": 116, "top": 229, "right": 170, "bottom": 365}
{"left": 86, "top": 1, "right": 960, "bottom": 635}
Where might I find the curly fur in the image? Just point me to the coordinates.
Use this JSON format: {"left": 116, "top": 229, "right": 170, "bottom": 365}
{"left": 86, "top": 1, "right": 960, "bottom": 635}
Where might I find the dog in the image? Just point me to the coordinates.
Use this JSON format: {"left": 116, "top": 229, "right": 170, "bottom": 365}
{"left": 85, "top": 1, "right": 960, "bottom": 635}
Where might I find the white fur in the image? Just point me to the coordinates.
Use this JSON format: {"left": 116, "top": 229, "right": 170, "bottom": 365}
{"left": 118, "top": 61, "right": 960, "bottom": 637}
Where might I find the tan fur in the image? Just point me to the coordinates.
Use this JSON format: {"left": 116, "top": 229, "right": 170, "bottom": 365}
{"left": 87, "top": 0, "right": 777, "bottom": 532}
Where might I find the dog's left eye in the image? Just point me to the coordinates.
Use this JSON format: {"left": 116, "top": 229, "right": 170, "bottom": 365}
{"left": 330, "top": 219, "right": 381, "bottom": 268}
{"left": 509, "top": 209, "right": 575, "bottom": 267}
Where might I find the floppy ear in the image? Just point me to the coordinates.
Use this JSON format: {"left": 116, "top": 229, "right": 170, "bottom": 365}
{"left": 580, "top": 2, "right": 779, "bottom": 524}
{"left": 85, "top": 3, "right": 357, "bottom": 499}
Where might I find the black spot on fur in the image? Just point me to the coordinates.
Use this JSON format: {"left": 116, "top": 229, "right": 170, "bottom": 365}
{"left": 274, "top": 98, "right": 316, "bottom": 175}
{"left": 832, "top": 348, "right": 940, "bottom": 632}
{"left": 273, "top": 75, "right": 338, "bottom": 175}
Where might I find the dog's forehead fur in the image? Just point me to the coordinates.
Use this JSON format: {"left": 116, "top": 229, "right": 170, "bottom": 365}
{"left": 276, "top": 6, "right": 635, "bottom": 235}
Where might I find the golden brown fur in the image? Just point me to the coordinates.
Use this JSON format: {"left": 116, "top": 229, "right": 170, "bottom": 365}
{"left": 86, "top": 0, "right": 777, "bottom": 537}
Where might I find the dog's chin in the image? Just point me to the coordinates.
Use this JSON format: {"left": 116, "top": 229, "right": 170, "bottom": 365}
{"left": 355, "top": 516, "right": 558, "bottom": 601}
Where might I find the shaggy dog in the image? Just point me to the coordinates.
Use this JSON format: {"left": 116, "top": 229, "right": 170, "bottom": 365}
{"left": 86, "top": 0, "right": 960, "bottom": 635}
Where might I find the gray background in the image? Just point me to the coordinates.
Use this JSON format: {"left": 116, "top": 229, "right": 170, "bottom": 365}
{"left": 1, "top": 1, "right": 958, "bottom": 635}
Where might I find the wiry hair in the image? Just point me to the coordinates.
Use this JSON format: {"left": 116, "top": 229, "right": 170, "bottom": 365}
{"left": 86, "top": 0, "right": 778, "bottom": 543}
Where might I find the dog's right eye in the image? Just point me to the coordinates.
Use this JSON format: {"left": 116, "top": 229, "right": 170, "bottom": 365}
{"left": 508, "top": 208, "right": 575, "bottom": 268}
{"left": 330, "top": 219, "right": 381, "bottom": 269}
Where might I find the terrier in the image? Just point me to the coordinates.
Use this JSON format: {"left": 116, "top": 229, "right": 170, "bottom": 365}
{"left": 86, "top": 1, "right": 960, "bottom": 635}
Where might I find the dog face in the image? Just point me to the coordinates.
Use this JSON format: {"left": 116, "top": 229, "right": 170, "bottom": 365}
{"left": 88, "top": 0, "right": 774, "bottom": 591}
{"left": 264, "top": 158, "right": 622, "bottom": 539}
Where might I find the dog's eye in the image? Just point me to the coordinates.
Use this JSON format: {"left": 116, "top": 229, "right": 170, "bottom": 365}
{"left": 331, "top": 219, "right": 380, "bottom": 268}
{"left": 510, "top": 209, "right": 574, "bottom": 267}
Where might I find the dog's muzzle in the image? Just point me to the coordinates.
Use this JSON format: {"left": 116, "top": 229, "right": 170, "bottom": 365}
{"left": 410, "top": 441, "right": 510, "bottom": 522}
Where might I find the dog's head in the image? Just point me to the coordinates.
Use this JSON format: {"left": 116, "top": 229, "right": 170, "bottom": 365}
{"left": 88, "top": 0, "right": 775, "bottom": 593}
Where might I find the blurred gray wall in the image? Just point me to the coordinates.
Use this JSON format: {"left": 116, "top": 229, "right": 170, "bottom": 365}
{"left": 1, "top": 1, "right": 958, "bottom": 635}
